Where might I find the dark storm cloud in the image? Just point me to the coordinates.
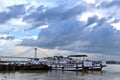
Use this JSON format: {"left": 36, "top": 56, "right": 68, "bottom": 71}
{"left": 20, "top": 18, "right": 85, "bottom": 48}
{"left": 0, "top": 4, "right": 25, "bottom": 24}
{"left": 20, "top": 4, "right": 87, "bottom": 47}
{"left": 23, "top": 4, "right": 87, "bottom": 30}
{"left": 98, "top": 0, "right": 120, "bottom": 8}
{"left": 84, "top": 23, "right": 116, "bottom": 53}
{"left": 20, "top": 14, "right": 120, "bottom": 54}
{"left": 37, "top": 19, "right": 85, "bottom": 48}
{"left": 19, "top": 2, "right": 120, "bottom": 54}
{"left": 18, "top": 38, "right": 38, "bottom": 47}
{"left": 58, "top": 16, "right": 118, "bottom": 54}
{"left": 84, "top": 15, "right": 109, "bottom": 28}
{"left": 0, "top": 35, "right": 15, "bottom": 40}
{"left": 24, "top": 5, "right": 86, "bottom": 22}
{"left": 85, "top": 16, "right": 98, "bottom": 26}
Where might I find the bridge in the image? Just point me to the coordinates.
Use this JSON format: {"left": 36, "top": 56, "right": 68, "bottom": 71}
{"left": 0, "top": 56, "right": 41, "bottom": 59}
{"left": 0, "top": 48, "right": 43, "bottom": 61}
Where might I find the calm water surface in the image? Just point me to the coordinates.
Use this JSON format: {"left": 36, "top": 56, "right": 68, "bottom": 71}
{"left": 0, "top": 64, "right": 120, "bottom": 80}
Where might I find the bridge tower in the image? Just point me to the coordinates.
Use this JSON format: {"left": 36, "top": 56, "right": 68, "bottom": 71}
{"left": 34, "top": 48, "right": 37, "bottom": 58}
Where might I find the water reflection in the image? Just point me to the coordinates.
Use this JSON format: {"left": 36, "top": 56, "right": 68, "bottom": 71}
{"left": 0, "top": 65, "right": 120, "bottom": 80}
{"left": 0, "top": 70, "right": 104, "bottom": 80}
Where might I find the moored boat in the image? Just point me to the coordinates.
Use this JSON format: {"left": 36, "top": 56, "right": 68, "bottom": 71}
{"left": 45, "top": 55, "right": 106, "bottom": 71}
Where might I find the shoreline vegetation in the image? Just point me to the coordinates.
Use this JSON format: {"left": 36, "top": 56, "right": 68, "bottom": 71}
{"left": 106, "top": 61, "right": 120, "bottom": 64}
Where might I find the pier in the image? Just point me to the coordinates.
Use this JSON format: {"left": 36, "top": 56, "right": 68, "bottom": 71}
{"left": 0, "top": 48, "right": 51, "bottom": 71}
{"left": 0, "top": 56, "right": 51, "bottom": 71}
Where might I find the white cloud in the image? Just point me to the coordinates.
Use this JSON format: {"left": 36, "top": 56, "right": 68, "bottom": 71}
{"left": 26, "top": 36, "right": 38, "bottom": 40}
{"left": 7, "top": 18, "right": 28, "bottom": 26}
{"left": 111, "top": 22, "right": 120, "bottom": 30}
{"left": 83, "top": 0, "right": 96, "bottom": 4}
{"left": 0, "top": 0, "right": 27, "bottom": 7}
{"left": 0, "top": 40, "right": 6, "bottom": 46}
{"left": 78, "top": 11, "right": 102, "bottom": 22}
{"left": 13, "top": 39, "right": 23, "bottom": 44}
{"left": 39, "top": 25, "right": 48, "bottom": 29}
{"left": 78, "top": 12, "right": 94, "bottom": 22}
{"left": 0, "top": 38, "right": 23, "bottom": 56}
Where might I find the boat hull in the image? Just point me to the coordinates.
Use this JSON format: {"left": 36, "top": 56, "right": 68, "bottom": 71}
{"left": 49, "top": 64, "right": 103, "bottom": 71}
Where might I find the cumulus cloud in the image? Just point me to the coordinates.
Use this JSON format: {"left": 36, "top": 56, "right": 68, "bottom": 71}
{"left": 19, "top": 3, "right": 87, "bottom": 47}
{"left": 23, "top": 4, "right": 87, "bottom": 31}
{"left": 0, "top": 0, "right": 119, "bottom": 56}
{"left": 20, "top": 11, "right": 120, "bottom": 55}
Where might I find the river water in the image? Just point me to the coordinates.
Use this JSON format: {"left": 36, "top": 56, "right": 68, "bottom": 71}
{"left": 0, "top": 64, "right": 120, "bottom": 80}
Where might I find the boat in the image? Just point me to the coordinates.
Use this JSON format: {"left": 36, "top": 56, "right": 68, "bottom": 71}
{"left": 0, "top": 58, "right": 51, "bottom": 71}
{"left": 45, "top": 55, "right": 106, "bottom": 71}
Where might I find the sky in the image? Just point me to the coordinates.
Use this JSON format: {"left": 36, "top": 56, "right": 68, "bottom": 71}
{"left": 0, "top": 0, "right": 120, "bottom": 60}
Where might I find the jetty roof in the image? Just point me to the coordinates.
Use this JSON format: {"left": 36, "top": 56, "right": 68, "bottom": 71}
{"left": 68, "top": 55, "right": 87, "bottom": 57}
